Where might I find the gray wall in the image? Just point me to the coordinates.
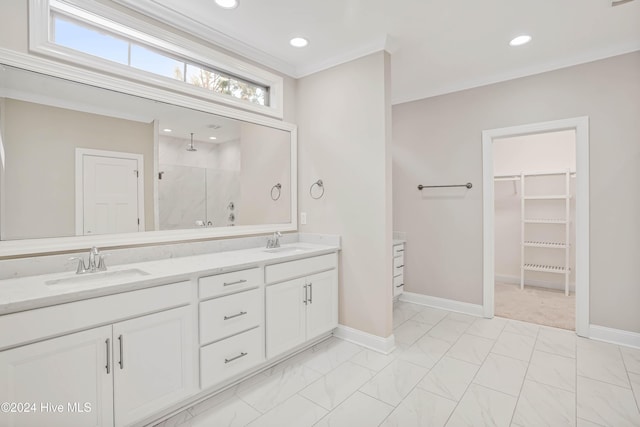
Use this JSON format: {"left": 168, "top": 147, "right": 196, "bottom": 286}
{"left": 393, "top": 52, "right": 640, "bottom": 333}
{"left": 297, "top": 52, "right": 394, "bottom": 338}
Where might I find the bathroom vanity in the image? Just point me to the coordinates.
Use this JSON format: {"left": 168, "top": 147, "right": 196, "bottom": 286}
{"left": 0, "top": 241, "right": 339, "bottom": 427}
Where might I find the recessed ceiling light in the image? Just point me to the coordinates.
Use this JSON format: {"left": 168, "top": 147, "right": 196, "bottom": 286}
{"left": 215, "top": 0, "right": 238, "bottom": 9}
{"left": 163, "top": 128, "right": 172, "bottom": 132}
{"left": 509, "top": 35, "right": 532, "bottom": 47}
{"left": 209, "top": 136, "right": 217, "bottom": 140}
{"left": 289, "top": 37, "right": 308, "bottom": 48}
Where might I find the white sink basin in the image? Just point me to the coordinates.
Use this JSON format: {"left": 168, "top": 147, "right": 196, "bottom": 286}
{"left": 46, "top": 268, "right": 150, "bottom": 286}
{"left": 263, "top": 246, "right": 310, "bottom": 254}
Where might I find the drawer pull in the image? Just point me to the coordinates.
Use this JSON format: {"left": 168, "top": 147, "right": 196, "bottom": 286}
{"left": 309, "top": 282, "right": 313, "bottom": 304}
{"left": 225, "top": 352, "right": 248, "bottom": 364}
{"left": 303, "top": 284, "right": 308, "bottom": 305}
{"left": 396, "top": 283, "right": 404, "bottom": 288}
{"left": 224, "top": 311, "right": 248, "bottom": 320}
{"left": 223, "top": 279, "right": 247, "bottom": 287}
{"left": 396, "top": 264, "right": 404, "bottom": 268}
{"left": 397, "top": 249, "right": 405, "bottom": 252}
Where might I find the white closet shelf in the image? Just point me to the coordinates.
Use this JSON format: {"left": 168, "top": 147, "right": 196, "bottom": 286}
{"left": 523, "top": 264, "right": 570, "bottom": 274}
{"left": 523, "top": 195, "right": 571, "bottom": 200}
{"left": 524, "top": 241, "right": 568, "bottom": 248}
{"left": 524, "top": 219, "right": 568, "bottom": 224}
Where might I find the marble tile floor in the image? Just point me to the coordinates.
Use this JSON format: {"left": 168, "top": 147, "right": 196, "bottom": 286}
{"left": 155, "top": 301, "right": 640, "bottom": 427}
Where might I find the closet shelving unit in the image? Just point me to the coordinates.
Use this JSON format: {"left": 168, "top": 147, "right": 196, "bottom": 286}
{"left": 495, "top": 170, "right": 574, "bottom": 296}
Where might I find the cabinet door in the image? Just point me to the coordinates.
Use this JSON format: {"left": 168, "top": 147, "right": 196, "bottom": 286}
{"left": 306, "top": 269, "right": 338, "bottom": 339}
{"left": 265, "top": 277, "right": 307, "bottom": 358}
{"left": 0, "top": 326, "right": 113, "bottom": 427}
{"left": 112, "top": 306, "right": 194, "bottom": 427}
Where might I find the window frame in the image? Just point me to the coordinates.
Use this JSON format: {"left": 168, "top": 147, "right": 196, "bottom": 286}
{"left": 29, "top": 0, "right": 284, "bottom": 118}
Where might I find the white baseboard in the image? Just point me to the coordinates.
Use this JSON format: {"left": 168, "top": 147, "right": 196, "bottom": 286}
{"left": 589, "top": 324, "right": 640, "bottom": 349}
{"left": 495, "top": 274, "right": 575, "bottom": 293}
{"left": 400, "top": 292, "right": 484, "bottom": 317}
{"left": 333, "top": 325, "right": 396, "bottom": 355}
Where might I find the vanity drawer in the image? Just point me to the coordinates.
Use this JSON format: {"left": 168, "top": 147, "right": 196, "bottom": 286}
{"left": 393, "top": 275, "right": 404, "bottom": 297}
{"left": 199, "top": 288, "right": 262, "bottom": 345}
{"left": 200, "top": 327, "right": 263, "bottom": 389}
{"left": 199, "top": 267, "right": 261, "bottom": 299}
{"left": 265, "top": 253, "right": 337, "bottom": 284}
{"left": 393, "top": 244, "right": 405, "bottom": 258}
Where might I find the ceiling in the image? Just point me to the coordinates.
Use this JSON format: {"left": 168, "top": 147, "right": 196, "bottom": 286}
{"left": 114, "top": 0, "right": 640, "bottom": 105}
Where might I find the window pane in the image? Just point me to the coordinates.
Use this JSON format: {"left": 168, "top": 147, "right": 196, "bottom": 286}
{"left": 130, "top": 44, "right": 184, "bottom": 81}
{"left": 53, "top": 14, "right": 128, "bottom": 65}
{"left": 186, "top": 64, "right": 231, "bottom": 95}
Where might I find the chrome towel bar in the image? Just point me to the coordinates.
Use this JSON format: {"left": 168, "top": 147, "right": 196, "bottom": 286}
{"left": 418, "top": 182, "right": 472, "bottom": 190}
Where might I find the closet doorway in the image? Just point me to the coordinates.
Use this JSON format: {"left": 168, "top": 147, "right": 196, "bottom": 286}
{"left": 482, "top": 117, "right": 590, "bottom": 337}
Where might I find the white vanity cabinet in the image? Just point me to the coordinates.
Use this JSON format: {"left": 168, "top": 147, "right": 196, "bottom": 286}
{"left": 265, "top": 254, "right": 338, "bottom": 359}
{"left": 0, "top": 325, "right": 114, "bottom": 427}
{"left": 393, "top": 243, "right": 405, "bottom": 298}
{"left": 112, "top": 306, "right": 194, "bottom": 427}
{"left": 0, "top": 282, "right": 194, "bottom": 427}
{"left": 198, "top": 268, "right": 264, "bottom": 390}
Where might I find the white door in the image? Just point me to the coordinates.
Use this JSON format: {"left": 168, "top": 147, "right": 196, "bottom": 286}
{"left": 112, "top": 306, "right": 194, "bottom": 427}
{"left": 0, "top": 326, "right": 114, "bottom": 427}
{"left": 305, "top": 270, "right": 338, "bottom": 339}
{"left": 265, "top": 277, "right": 307, "bottom": 358}
{"left": 82, "top": 153, "right": 141, "bottom": 235}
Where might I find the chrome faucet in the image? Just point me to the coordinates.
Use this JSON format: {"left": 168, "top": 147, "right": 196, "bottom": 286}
{"left": 69, "top": 246, "right": 109, "bottom": 274}
{"left": 88, "top": 246, "right": 100, "bottom": 271}
{"left": 266, "top": 231, "right": 282, "bottom": 249}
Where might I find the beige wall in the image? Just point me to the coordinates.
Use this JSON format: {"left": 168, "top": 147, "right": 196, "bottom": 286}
{"left": 238, "top": 123, "right": 291, "bottom": 226}
{"left": 297, "top": 52, "right": 394, "bottom": 338}
{"left": 494, "top": 131, "right": 576, "bottom": 288}
{"left": 393, "top": 52, "right": 640, "bottom": 333}
{"left": 2, "top": 99, "right": 154, "bottom": 239}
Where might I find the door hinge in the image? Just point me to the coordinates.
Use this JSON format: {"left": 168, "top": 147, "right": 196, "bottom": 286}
{"left": 134, "top": 170, "right": 139, "bottom": 178}
{"left": 137, "top": 218, "right": 140, "bottom": 225}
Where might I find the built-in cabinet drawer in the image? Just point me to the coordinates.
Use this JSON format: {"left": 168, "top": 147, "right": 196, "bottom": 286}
{"left": 393, "top": 245, "right": 405, "bottom": 257}
{"left": 199, "top": 267, "right": 261, "bottom": 299}
{"left": 393, "top": 275, "right": 404, "bottom": 297}
{"left": 200, "top": 327, "right": 263, "bottom": 390}
{"left": 199, "top": 288, "right": 261, "bottom": 345}
{"left": 393, "top": 243, "right": 405, "bottom": 299}
{"left": 265, "top": 253, "right": 337, "bottom": 284}
{"left": 393, "top": 255, "right": 404, "bottom": 270}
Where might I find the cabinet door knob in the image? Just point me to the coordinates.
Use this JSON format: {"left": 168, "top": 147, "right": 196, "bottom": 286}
{"left": 308, "top": 283, "right": 313, "bottom": 304}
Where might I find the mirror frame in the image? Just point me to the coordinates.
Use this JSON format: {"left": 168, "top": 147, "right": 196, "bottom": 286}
{"left": 0, "top": 48, "right": 297, "bottom": 257}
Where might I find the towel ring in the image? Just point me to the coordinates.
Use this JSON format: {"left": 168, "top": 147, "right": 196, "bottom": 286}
{"left": 310, "top": 179, "right": 325, "bottom": 199}
{"left": 271, "top": 183, "right": 282, "bottom": 201}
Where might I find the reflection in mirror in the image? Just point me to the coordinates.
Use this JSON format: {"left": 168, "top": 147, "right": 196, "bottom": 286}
{"left": 0, "top": 64, "right": 292, "bottom": 241}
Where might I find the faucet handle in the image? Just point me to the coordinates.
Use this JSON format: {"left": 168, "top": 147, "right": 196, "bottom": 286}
{"left": 68, "top": 256, "right": 87, "bottom": 274}
{"left": 97, "top": 253, "right": 110, "bottom": 271}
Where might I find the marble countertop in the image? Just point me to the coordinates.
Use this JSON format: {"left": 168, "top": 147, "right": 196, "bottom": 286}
{"left": 0, "top": 242, "right": 339, "bottom": 316}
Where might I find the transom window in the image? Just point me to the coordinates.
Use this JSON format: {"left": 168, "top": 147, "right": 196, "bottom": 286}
{"left": 29, "top": 0, "right": 283, "bottom": 117}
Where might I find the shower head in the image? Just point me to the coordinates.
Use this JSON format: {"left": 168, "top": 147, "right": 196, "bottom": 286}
{"left": 186, "top": 132, "right": 197, "bottom": 152}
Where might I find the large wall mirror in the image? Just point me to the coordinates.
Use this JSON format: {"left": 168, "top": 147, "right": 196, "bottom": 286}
{"left": 0, "top": 59, "right": 296, "bottom": 255}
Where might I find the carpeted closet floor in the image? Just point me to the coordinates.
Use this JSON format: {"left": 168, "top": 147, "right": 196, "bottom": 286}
{"left": 494, "top": 281, "right": 575, "bottom": 330}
